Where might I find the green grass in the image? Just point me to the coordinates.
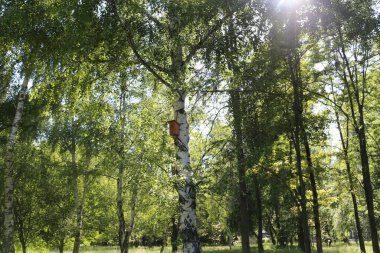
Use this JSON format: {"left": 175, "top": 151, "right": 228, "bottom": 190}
{"left": 22, "top": 243, "right": 373, "bottom": 253}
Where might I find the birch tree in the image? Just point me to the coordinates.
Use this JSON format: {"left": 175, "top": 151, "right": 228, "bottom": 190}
{"left": 108, "top": 1, "right": 248, "bottom": 252}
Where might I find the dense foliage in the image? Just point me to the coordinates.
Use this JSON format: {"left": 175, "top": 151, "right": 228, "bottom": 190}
{"left": 0, "top": 0, "right": 379, "bottom": 253}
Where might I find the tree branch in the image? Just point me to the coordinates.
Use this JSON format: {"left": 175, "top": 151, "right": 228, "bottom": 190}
{"left": 109, "top": 0, "right": 174, "bottom": 90}
{"left": 183, "top": 13, "right": 232, "bottom": 66}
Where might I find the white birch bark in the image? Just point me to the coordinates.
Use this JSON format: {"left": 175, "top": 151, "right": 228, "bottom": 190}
{"left": 173, "top": 92, "right": 201, "bottom": 253}
{"left": 3, "top": 75, "right": 30, "bottom": 253}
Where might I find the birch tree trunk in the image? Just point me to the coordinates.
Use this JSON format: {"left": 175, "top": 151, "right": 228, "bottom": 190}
{"left": 3, "top": 75, "right": 30, "bottom": 253}
{"left": 173, "top": 92, "right": 201, "bottom": 253}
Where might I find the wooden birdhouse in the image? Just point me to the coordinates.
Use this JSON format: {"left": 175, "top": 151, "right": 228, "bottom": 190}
{"left": 168, "top": 120, "right": 180, "bottom": 137}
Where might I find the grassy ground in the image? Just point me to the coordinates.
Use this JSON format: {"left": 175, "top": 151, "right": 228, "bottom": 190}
{"left": 22, "top": 243, "right": 373, "bottom": 253}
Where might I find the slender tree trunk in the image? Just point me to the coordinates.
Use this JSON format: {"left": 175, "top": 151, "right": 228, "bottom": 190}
{"left": 268, "top": 218, "right": 277, "bottom": 246}
{"left": 171, "top": 215, "right": 179, "bottom": 253}
{"left": 337, "top": 31, "right": 379, "bottom": 252}
{"left": 357, "top": 117, "right": 378, "bottom": 252}
{"left": 127, "top": 187, "right": 138, "bottom": 247}
{"left": 3, "top": 75, "right": 30, "bottom": 253}
{"left": 173, "top": 92, "right": 201, "bottom": 253}
{"left": 228, "top": 232, "right": 233, "bottom": 250}
{"left": 117, "top": 162, "right": 128, "bottom": 253}
{"left": 300, "top": 127, "right": 323, "bottom": 253}
{"left": 288, "top": 56, "right": 311, "bottom": 253}
{"left": 117, "top": 182, "right": 137, "bottom": 253}
{"left": 335, "top": 112, "right": 366, "bottom": 253}
{"left": 286, "top": 6, "right": 312, "bottom": 252}
{"left": 21, "top": 241, "right": 27, "bottom": 253}
{"left": 116, "top": 81, "right": 133, "bottom": 253}
{"left": 59, "top": 239, "right": 65, "bottom": 253}
{"left": 254, "top": 176, "right": 264, "bottom": 253}
{"left": 58, "top": 237, "right": 65, "bottom": 253}
{"left": 274, "top": 205, "right": 281, "bottom": 246}
{"left": 297, "top": 211, "right": 305, "bottom": 252}
{"left": 73, "top": 172, "right": 90, "bottom": 253}
{"left": 160, "top": 231, "right": 168, "bottom": 253}
{"left": 230, "top": 91, "right": 250, "bottom": 253}
{"left": 15, "top": 206, "right": 27, "bottom": 253}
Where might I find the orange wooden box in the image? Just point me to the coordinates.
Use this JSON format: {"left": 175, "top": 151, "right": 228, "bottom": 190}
{"left": 168, "top": 120, "right": 180, "bottom": 137}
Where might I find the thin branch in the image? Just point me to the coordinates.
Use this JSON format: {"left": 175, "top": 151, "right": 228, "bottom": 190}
{"left": 301, "top": 86, "right": 349, "bottom": 119}
{"left": 182, "top": 13, "right": 232, "bottom": 66}
{"left": 109, "top": 0, "right": 174, "bottom": 90}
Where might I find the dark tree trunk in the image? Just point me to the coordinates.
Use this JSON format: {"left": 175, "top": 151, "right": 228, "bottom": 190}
{"left": 21, "top": 241, "right": 27, "bottom": 253}
{"left": 17, "top": 221, "right": 27, "bottom": 253}
{"left": 357, "top": 121, "right": 378, "bottom": 253}
{"left": 15, "top": 202, "right": 28, "bottom": 253}
{"left": 297, "top": 212, "right": 305, "bottom": 252}
{"left": 286, "top": 5, "right": 312, "bottom": 252}
{"left": 171, "top": 215, "right": 179, "bottom": 253}
{"left": 268, "top": 218, "right": 277, "bottom": 246}
{"left": 230, "top": 91, "right": 250, "bottom": 253}
{"left": 335, "top": 111, "right": 366, "bottom": 253}
{"left": 254, "top": 176, "right": 264, "bottom": 253}
{"left": 337, "top": 30, "right": 379, "bottom": 253}
{"left": 288, "top": 56, "right": 311, "bottom": 253}
{"left": 300, "top": 127, "right": 323, "bottom": 253}
{"left": 59, "top": 238, "right": 65, "bottom": 253}
{"left": 117, "top": 163, "right": 128, "bottom": 253}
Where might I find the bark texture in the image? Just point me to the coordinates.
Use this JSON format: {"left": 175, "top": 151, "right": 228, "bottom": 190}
{"left": 230, "top": 91, "right": 250, "bottom": 253}
{"left": 174, "top": 92, "right": 201, "bottom": 253}
{"left": 3, "top": 75, "right": 29, "bottom": 253}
